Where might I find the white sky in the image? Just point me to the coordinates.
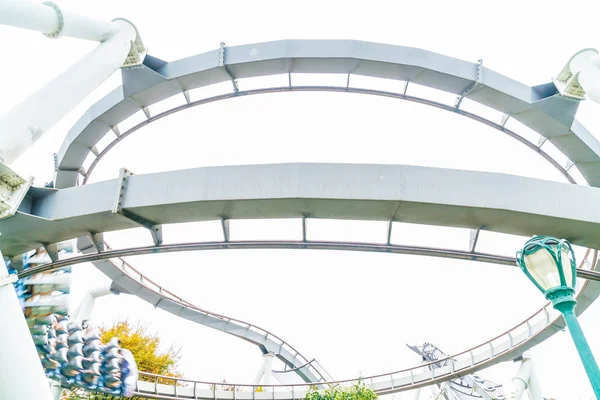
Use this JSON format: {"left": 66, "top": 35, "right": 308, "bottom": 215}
{"left": 2, "top": 1, "right": 600, "bottom": 399}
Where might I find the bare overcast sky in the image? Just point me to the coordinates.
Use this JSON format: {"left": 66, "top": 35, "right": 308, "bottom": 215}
{"left": 2, "top": 1, "right": 600, "bottom": 398}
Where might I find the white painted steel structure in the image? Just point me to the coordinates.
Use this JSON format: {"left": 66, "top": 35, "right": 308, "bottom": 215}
{"left": 3, "top": 3, "right": 600, "bottom": 399}
{"left": 10, "top": 164, "right": 600, "bottom": 397}
{"left": 0, "top": 1, "right": 145, "bottom": 165}
{"left": 0, "top": 2, "right": 144, "bottom": 398}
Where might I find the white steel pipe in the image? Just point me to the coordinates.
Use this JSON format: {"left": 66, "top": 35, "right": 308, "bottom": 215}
{"left": 72, "top": 281, "right": 113, "bottom": 323}
{"left": 0, "top": 0, "right": 119, "bottom": 41}
{"left": 50, "top": 382, "right": 63, "bottom": 400}
{"left": 0, "top": 251, "right": 53, "bottom": 400}
{"left": 0, "top": 19, "right": 136, "bottom": 164}
{"left": 511, "top": 352, "right": 543, "bottom": 400}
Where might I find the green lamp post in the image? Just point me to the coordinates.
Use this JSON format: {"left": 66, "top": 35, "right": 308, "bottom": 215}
{"left": 517, "top": 235, "right": 600, "bottom": 398}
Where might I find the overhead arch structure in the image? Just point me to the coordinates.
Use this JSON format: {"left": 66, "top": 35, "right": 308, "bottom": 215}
{"left": 5, "top": 163, "right": 600, "bottom": 398}
{"left": 54, "top": 39, "right": 600, "bottom": 189}
{"left": 3, "top": 40, "right": 600, "bottom": 398}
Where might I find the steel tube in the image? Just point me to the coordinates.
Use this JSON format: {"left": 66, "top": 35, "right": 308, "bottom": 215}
{"left": 0, "top": 0, "right": 118, "bottom": 41}
{"left": 0, "top": 19, "right": 136, "bottom": 164}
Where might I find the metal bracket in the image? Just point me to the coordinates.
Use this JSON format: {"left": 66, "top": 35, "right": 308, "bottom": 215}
{"left": 112, "top": 168, "right": 162, "bottom": 245}
{"left": 42, "top": 2, "right": 64, "bottom": 39}
{"left": 43, "top": 243, "right": 59, "bottom": 262}
{"left": 455, "top": 59, "right": 483, "bottom": 108}
{"left": 79, "top": 232, "right": 105, "bottom": 253}
{"left": 113, "top": 18, "right": 147, "bottom": 68}
{"left": 565, "top": 159, "right": 575, "bottom": 171}
{"left": 219, "top": 42, "right": 239, "bottom": 92}
{"left": 9, "top": 255, "right": 24, "bottom": 272}
{"left": 386, "top": 220, "right": 393, "bottom": 245}
{"left": 112, "top": 126, "right": 121, "bottom": 138}
{"left": 0, "top": 161, "right": 33, "bottom": 220}
{"left": 553, "top": 53, "right": 589, "bottom": 100}
{"left": 500, "top": 113, "right": 510, "bottom": 127}
{"left": 469, "top": 227, "right": 481, "bottom": 253}
{"left": 142, "top": 106, "right": 151, "bottom": 120}
{"left": 112, "top": 168, "right": 134, "bottom": 214}
{"left": 537, "top": 136, "right": 548, "bottom": 148}
{"left": 183, "top": 90, "right": 191, "bottom": 105}
{"left": 0, "top": 274, "right": 18, "bottom": 288}
{"left": 221, "top": 217, "right": 230, "bottom": 242}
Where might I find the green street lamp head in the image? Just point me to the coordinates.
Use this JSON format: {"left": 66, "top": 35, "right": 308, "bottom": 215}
{"left": 517, "top": 236, "right": 600, "bottom": 396}
{"left": 516, "top": 235, "right": 577, "bottom": 305}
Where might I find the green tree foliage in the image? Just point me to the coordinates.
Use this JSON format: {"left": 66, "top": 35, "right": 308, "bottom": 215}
{"left": 305, "top": 381, "right": 377, "bottom": 400}
{"left": 62, "top": 320, "right": 182, "bottom": 400}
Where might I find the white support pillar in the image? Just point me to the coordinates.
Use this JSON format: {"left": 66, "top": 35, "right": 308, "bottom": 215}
{"left": 254, "top": 353, "right": 276, "bottom": 391}
{"left": 50, "top": 381, "right": 63, "bottom": 400}
{"left": 0, "top": 251, "right": 53, "bottom": 400}
{"left": 511, "top": 351, "right": 543, "bottom": 400}
{"left": 71, "top": 281, "right": 113, "bottom": 324}
{"left": 0, "top": 18, "right": 137, "bottom": 165}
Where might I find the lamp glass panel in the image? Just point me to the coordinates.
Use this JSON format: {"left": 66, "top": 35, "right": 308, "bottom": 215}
{"left": 524, "top": 248, "right": 560, "bottom": 291}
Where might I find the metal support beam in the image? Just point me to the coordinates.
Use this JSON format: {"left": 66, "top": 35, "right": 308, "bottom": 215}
{"left": 512, "top": 352, "right": 543, "bottom": 400}
{"left": 537, "top": 136, "right": 547, "bottom": 148}
{"left": 455, "top": 59, "right": 483, "bottom": 108}
{"left": 142, "top": 106, "right": 151, "bottom": 120}
{"left": 302, "top": 216, "right": 307, "bottom": 242}
{"left": 221, "top": 217, "right": 230, "bottom": 242}
{"left": 9, "top": 255, "right": 24, "bottom": 272}
{"left": 43, "top": 243, "right": 59, "bottom": 262}
{"left": 387, "top": 220, "right": 393, "bottom": 245}
{"left": 0, "top": 161, "right": 33, "bottom": 220}
{"left": 112, "top": 125, "right": 121, "bottom": 137}
{"left": 469, "top": 227, "right": 481, "bottom": 253}
{"left": 78, "top": 232, "right": 105, "bottom": 254}
{"left": 565, "top": 160, "right": 575, "bottom": 171}
{"left": 219, "top": 42, "right": 239, "bottom": 92}
{"left": 501, "top": 113, "right": 510, "bottom": 127}
{"left": 111, "top": 168, "right": 162, "bottom": 246}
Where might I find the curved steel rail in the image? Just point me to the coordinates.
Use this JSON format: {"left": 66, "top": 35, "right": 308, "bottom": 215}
{"left": 19, "top": 241, "right": 521, "bottom": 278}
{"left": 79, "top": 86, "right": 576, "bottom": 186}
{"left": 16, "top": 242, "right": 600, "bottom": 398}
{"left": 123, "top": 252, "right": 600, "bottom": 398}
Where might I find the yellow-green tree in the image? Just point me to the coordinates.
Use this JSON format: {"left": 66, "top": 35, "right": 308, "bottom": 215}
{"left": 62, "top": 320, "right": 182, "bottom": 400}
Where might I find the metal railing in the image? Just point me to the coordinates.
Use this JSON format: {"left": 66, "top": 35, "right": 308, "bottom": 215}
{"left": 115, "top": 250, "right": 596, "bottom": 398}
{"left": 105, "top": 241, "right": 333, "bottom": 384}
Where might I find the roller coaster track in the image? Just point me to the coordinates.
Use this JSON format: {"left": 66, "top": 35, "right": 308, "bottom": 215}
{"left": 4, "top": 39, "right": 600, "bottom": 399}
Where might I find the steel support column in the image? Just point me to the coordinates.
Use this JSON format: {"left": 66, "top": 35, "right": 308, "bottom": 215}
{"left": 0, "top": 249, "right": 53, "bottom": 400}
